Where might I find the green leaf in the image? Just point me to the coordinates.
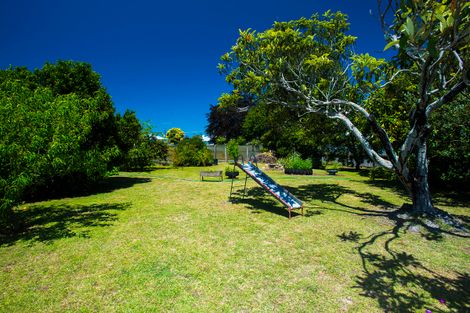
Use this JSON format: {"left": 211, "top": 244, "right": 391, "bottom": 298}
{"left": 404, "top": 17, "right": 415, "bottom": 37}
{"left": 440, "top": 21, "right": 446, "bottom": 33}
{"left": 384, "top": 40, "right": 399, "bottom": 51}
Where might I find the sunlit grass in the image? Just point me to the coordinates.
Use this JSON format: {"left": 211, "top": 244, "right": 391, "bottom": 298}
{"left": 0, "top": 165, "right": 468, "bottom": 312}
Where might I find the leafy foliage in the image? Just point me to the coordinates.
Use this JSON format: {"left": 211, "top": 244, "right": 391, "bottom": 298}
{"left": 34, "top": 61, "right": 102, "bottom": 97}
{"left": 279, "top": 152, "right": 312, "bottom": 170}
{"left": 324, "top": 161, "right": 342, "bottom": 171}
{"left": 224, "top": 166, "right": 239, "bottom": 174}
{"left": 205, "top": 92, "right": 250, "bottom": 142}
{"left": 368, "top": 166, "right": 397, "bottom": 180}
{"left": 0, "top": 62, "right": 119, "bottom": 230}
{"left": 166, "top": 128, "right": 185, "bottom": 144}
{"left": 115, "top": 110, "right": 169, "bottom": 170}
{"left": 219, "top": 2, "right": 470, "bottom": 214}
{"left": 243, "top": 102, "right": 356, "bottom": 167}
{"left": 115, "top": 110, "right": 142, "bottom": 153}
{"left": 121, "top": 136, "right": 169, "bottom": 170}
{"left": 429, "top": 95, "right": 470, "bottom": 187}
{"left": 219, "top": 11, "right": 357, "bottom": 105}
{"left": 226, "top": 139, "right": 240, "bottom": 161}
{"left": 171, "top": 136, "right": 213, "bottom": 167}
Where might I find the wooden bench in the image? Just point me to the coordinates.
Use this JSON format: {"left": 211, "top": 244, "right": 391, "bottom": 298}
{"left": 200, "top": 170, "right": 223, "bottom": 181}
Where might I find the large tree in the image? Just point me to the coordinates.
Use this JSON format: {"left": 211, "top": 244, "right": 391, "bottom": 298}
{"left": 166, "top": 127, "right": 185, "bottom": 144}
{"left": 115, "top": 110, "right": 168, "bottom": 170}
{"left": 219, "top": 2, "right": 469, "bottom": 215}
{"left": 0, "top": 62, "right": 119, "bottom": 229}
{"left": 206, "top": 92, "right": 249, "bottom": 142}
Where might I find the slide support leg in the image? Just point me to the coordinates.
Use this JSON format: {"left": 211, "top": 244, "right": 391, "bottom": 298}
{"left": 242, "top": 174, "right": 248, "bottom": 198}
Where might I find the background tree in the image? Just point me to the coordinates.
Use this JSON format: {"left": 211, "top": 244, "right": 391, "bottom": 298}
{"left": 34, "top": 60, "right": 102, "bottom": 97}
{"left": 115, "top": 110, "right": 169, "bottom": 170}
{"left": 0, "top": 61, "right": 170, "bottom": 230}
{"left": 210, "top": 90, "right": 360, "bottom": 168}
{"left": 219, "top": 2, "right": 469, "bottom": 215}
{"left": 171, "top": 136, "right": 213, "bottom": 166}
{"left": 242, "top": 102, "right": 337, "bottom": 167}
{"left": 121, "top": 135, "right": 169, "bottom": 170}
{"left": 0, "top": 62, "right": 119, "bottom": 230}
{"left": 205, "top": 92, "right": 249, "bottom": 142}
{"left": 428, "top": 94, "right": 470, "bottom": 187}
{"left": 366, "top": 70, "right": 470, "bottom": 187}
{"left": 115, "top": 110, "right": 142, "bottom": 153}
{"left": 166, "top": 127, "right": 185, "bottom": 144}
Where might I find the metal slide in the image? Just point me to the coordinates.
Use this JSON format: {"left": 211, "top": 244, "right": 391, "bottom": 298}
{"left": 234, "top": 161, "right": 303, "bottom": 218}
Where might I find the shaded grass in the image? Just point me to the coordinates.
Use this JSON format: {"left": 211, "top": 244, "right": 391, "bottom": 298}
{"left": 0, "top": 165, "right": 469, "bottom": 312}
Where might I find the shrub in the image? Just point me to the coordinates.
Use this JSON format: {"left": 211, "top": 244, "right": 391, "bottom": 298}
{"left": 226, "top": 139, "right": 240, "bottom": 161}
{"left": 120, "top": 136, "right": 169, "bottom": 171}
{"left": 225, "top": 166, "right": 239, "bottom": 174}
{"left": 0, "top": 62, "right": 118, "bottom": 230}
{"left": 115, "top": 111, "right": 169, "bottom": 170}
{"left": 368, "top": 166, "right": 396, "bottom": 180}
{"left": 279, "top": 152, "right": 312, "bottom": 170}
{"left": 171, "top": 136, "right": 213, "bottom": 166}
{"left": 325, "top": 161, "right": 342, "bottom": 171}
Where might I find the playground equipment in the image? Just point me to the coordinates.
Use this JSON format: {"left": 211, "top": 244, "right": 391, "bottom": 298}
{"left": 229, "top": 156, "right": 303, "bottom": 219}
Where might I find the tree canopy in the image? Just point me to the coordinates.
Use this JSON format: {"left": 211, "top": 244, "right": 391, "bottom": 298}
{"left": 218, "top": 1, "right": 469, "bottom": 214}
{"left": 115, "top": 110, "right": 169, "bottom": 170}
{"left": 0, "top": 62, "right": 118, "bottom": 229}
{"left": 0, "top": 61, "right": 168, "bottom": 230}
{"left": 166, "top": 128, "right": 185, "bottom": 144}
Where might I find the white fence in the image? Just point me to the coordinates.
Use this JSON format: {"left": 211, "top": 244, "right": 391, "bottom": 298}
{"left": 207, "top": 144, "right": 263, "bottom": 163}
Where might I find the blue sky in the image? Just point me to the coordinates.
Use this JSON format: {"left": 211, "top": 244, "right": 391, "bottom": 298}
{"left": 1, "top": 0, "right": 390, "bottom": 137}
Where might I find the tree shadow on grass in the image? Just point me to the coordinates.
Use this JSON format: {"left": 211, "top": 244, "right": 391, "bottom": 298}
{"left": 28, "top": 176, "right": 152, "bottom": 202}
{"left": 288, "top": 183, "right": 399, "bottom": 218}
{"left": 355, "top": 252, "right": 470, "bottom": 312}
{"left": 317, "top": 180, "right": 470, "bottom": 312}
{"left": 344, "top": 220, "right": 470, "bottom": 312}
{"left": 0, "top": 202, "right": 130, "bottom": 246}
{"left": 432, "top": 190, "right": 470, "bottom": 208}
{"left": 92, "top": 177, "right": 152, "bottom": 194}
{"left": 362, "top": 179, "right": 408, "bottom": 197}
{"left": 230, "top": 187, "right": 303, "bottom": 218}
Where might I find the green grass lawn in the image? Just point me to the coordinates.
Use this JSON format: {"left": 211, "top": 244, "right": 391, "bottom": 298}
{"left": 1, "top": 165, "right": 469, "bottom": 312}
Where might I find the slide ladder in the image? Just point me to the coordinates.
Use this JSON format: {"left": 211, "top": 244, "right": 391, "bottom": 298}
{"left": 230, "top": 160, "right": 303, "bottom": 219}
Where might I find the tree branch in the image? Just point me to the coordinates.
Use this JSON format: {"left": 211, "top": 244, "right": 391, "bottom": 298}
{"left": 312, "top": 99, "right": 401, "bottom": 170}
{"left": 379, "top": 69, "right": 417, "bottom": 88}
{"left": 426, "top": 76, "right": 469, "bottom": 117}
{"left": 330, "top": 112, "right": 393, "bottom": 169}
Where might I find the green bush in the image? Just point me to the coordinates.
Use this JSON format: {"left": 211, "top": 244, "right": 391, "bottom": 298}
{"left": 279, "top": 152, "right": 312, "bottom": 170}
{"left": 224, "top": 166, "right": 239, "bottom": 174}
{"left": 0, "top": 63, "right": 119, "bottom": 230}
{"left": 115, "top": 111, "right": 169, "bottom": 171}
{"left": 368, "top": 166, "right": 396, "bottom": 180}
{"left": 325, "top": 161, "right": 342, "bottom": 171}
{"left": 120, "top": 136, "right": 169, "bottom": 171}
{"left": 226, "top": 139, "right": 240, "bottom": 161}
{"left": 171, "top": 136, "right": 213, "bottom": 166}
